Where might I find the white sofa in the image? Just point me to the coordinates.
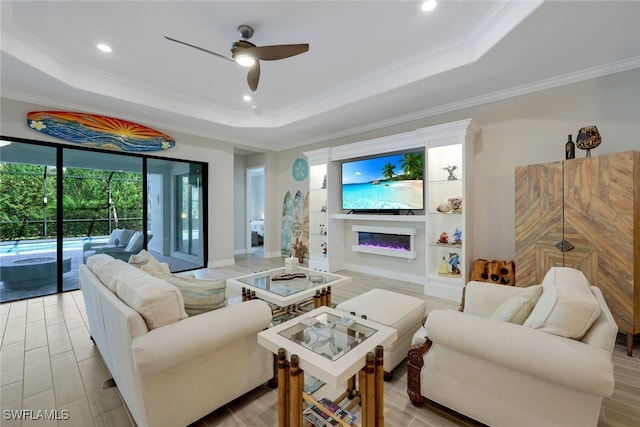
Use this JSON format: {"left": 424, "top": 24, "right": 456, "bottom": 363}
{"left": 407, "top": 267, "right": 618, "bottom": 427}
{"left": 79, "top": 254, "right": 274, "bottom": 427}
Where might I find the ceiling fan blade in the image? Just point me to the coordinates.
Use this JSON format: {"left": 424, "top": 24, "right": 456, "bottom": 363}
{"left": 247, "top": 44, "right": 309, "bottom": 61}
{"left": 247, "top": 62, "right": 260, "bottom": 92}
{"left": 164, "top": 36, "right": 234, "bottom": 62}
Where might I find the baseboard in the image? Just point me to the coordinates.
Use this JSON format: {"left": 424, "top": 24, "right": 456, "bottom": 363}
{"left": 342, "top": 263, "right": 424, "bottom": 285}
{"left": 208, "top": 258, "right": 235, "bottom": 268}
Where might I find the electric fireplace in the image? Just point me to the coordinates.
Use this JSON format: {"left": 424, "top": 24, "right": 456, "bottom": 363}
{"left": 351, "top": 225, "right": 417, "bottom": 259}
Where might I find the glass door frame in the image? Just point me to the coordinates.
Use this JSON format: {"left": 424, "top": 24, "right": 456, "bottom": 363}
{"left": 0, "top": 135, "right": 208, "bottom": 301}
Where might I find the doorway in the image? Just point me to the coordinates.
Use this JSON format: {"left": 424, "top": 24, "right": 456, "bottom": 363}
{"left": 246, "top": 165, "right": 265, "bottom": 255}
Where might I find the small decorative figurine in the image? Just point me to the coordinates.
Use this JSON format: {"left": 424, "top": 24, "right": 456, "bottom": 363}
{"left": 448, "top": 253, "right": 461, "bottom": 275}
{"left": 443, "top": 165, "right": 458, "bottom": 180}
{"left": 321, "top": 174, "right": 327, "bottom": 189}
{"left": 448, "top": 197, "right": 462, "bottom": 213}
{"left": 452, "top": 228, "right": 462, "bottom": 245}
{"left": 436, "top": 203, "right": 452, "bottom": 213}
{"left": 438, "top": 232, "right": 449, "bottom": 244}
{"left": 293, "top": 240, "right": 307, "bottom": 264}
{"left": 439, "top": 257, "right": 450, "bottom": 275}
{"left": 321, "top": 242, "right": 328, "bottom": 257}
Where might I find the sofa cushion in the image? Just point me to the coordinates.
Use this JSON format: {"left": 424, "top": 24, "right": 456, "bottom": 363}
{"left": 92, "top": 257, "right": 136, "bottom": 293}
{"left": 490, "top": 285, "right": 542, "bottom": 324}
{"left": 86, "top": 253, "right": 116, "bottom": 272}
{"left": 129, "top": 249, "right": 171, "bottom": 274}
{"left": 155, "top": 273, "right": 226, "bottom": 316}
{"left": 116, "top": 269, "right": 188, "bottom": 329}
{"left": 523, "top": 267, "right": 600, "bottom": 339}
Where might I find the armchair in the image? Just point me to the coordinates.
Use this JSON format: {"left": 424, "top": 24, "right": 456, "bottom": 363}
{"left": 407, "top": 268, "right": 617, "bottom": 427}
{"left": 83, "top": 230, "right": 152, "bottom": 263}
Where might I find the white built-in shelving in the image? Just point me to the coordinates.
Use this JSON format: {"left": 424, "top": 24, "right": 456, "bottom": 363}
{"left": 305, "top": 119, "right": 477, "bottom": 302}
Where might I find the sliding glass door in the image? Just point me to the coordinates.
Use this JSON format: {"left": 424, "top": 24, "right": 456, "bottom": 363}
{"left": 0, "top": 138, "right": 207, "bottom": 303}
{"left": 0, "top": 143, "right": 59, "bottom": 301}
{"left": 147, "top": 159, "right": 204, "bottom": 270}
{"left": 62, "top": 150, "right": 143, "bottom": 291}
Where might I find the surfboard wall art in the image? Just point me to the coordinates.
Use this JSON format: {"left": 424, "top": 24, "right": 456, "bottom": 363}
{"left": 27, "top": 111, "right": 175, "bottom": 152}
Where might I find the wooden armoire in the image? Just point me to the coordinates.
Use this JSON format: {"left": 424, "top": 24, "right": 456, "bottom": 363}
{"left": 515, "top": 151, "right": 639, "bottom": 356}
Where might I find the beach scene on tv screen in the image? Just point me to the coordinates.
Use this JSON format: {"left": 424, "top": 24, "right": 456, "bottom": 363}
{"left": 342, "top": 151, "right": 424, "bottom": 210}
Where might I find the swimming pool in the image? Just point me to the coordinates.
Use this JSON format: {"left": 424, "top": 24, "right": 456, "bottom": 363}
{"left": 0, "top": 237, "right": 108, "bottom": 256}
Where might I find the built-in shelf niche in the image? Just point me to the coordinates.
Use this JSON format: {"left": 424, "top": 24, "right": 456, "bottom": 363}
{"left": 351, "top": 225, "right": 417, "bottom": 259}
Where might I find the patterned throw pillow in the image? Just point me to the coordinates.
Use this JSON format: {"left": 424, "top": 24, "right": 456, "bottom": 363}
{"left": 155, "top": 273, "right": 226, "bottom": 316}
{"left": 490, "top": 285, "right": 542, "bottom": 325}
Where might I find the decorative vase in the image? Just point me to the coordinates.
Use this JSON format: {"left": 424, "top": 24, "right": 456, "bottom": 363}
{"left": 576, "top": 126, "right": 601, "bottom": 157}
{"left": 565, "top": 134, "right": 575, "bottom": 160}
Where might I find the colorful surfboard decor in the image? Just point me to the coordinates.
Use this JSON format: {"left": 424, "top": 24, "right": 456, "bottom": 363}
{"left": 26, "top": 111, "right": 175, "bottom": 152}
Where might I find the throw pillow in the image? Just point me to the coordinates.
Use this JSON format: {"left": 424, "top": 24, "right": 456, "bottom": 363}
{"left": 156, "top": 273, "right": 226, "bottom": 316}
{"left": 128, "top": 249, "right": 170, "bottom": 274}
{"left": 523, "top": 267, "right": 600, "bottom": 339}
{"left": 107, "top": 229, "right": 135, "bottom": 247}
{"left": 124, "top": 231, "right": 144, "bottom": 253}
{"left": 490, "top": 285, "right": 542, "bottom": 324}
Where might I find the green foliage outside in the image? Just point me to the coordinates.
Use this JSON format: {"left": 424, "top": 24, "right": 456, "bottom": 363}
{"left": 0, "top": 163, "right": 143, "bottom": 241}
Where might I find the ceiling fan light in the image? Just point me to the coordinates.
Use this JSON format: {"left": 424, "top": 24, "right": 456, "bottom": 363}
{"left": 236, "top": 54, "right": 255, "bottom": 67}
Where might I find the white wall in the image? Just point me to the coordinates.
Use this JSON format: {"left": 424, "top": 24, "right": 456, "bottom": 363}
{"left": 3, "top": 69, "right": 638, "bottom": 271}
{"left": 1, "top": 97, "right": 237, "bottom": 268}
{"left": 275, "top": 68, "right": 640, "bottom": 266}
{"left": 233, "top": 154, "right": 247, "bottom": 253}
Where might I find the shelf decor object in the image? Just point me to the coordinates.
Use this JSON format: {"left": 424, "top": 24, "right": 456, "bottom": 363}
{"left": 575, "top": 125, "right": 601, "bottom": 157}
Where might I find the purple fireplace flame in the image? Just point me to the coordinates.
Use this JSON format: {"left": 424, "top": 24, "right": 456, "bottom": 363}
{"left": 357, "top": 232, "right": 410, "bottom": 252}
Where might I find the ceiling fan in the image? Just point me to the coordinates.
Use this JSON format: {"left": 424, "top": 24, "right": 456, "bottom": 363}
{"left": 165, "top": 25, "right": 309, "bottom": 92}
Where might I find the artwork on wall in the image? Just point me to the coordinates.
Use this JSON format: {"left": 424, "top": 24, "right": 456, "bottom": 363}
{"left": 26, "top": 111, "right": 175, "bottom": 152}
{"left": 292, "top": 158, "right": 308, "bottom": 181}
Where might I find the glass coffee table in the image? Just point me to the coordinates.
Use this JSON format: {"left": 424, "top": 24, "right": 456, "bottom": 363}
{"left": 258, "top": 306, "right": 397, "bottom": 426}
{"left": 227, "top": 267, "right": 351, "bottom": 317}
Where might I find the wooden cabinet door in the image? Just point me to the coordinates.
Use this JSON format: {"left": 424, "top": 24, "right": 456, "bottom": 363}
{"left": 564, "top": 152, "right": 637, "bottom": 334}
{"left": 515, "top": 162, "right": 564, "bottom": 286}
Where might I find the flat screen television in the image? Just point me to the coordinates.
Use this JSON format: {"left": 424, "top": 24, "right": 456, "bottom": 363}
{"left": 341, "top": 150, "right": 424, "bottom": 212}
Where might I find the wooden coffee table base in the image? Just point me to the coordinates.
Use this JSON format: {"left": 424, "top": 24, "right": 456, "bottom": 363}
{"left": 276, "top": 346, "right": 385, "bottom": 427}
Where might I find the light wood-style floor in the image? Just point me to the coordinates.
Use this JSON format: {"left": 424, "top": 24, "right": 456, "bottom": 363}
{"left": 1, "top": 253, "right": 639, "bottom": 426}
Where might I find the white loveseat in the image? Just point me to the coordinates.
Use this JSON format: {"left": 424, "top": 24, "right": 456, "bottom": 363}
{"left": 79, "top": 254, "right": 274, "bottom": 427}
{"left": 407, "top": 267, "right": 618, "bottom": 427}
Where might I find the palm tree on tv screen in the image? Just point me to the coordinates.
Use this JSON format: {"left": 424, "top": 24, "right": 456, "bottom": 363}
{"left": 381, "top": 162, "right": 396, "bottom": 180}
{"left": 400, "top": 152, "right": 424, "bottom": 180}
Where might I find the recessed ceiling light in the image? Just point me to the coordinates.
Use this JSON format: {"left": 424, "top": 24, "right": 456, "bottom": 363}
{"left": 243, "top": 95, "right": 252, "bottom": 102}
{"left": 421, "top": 0, "right": 437, "bottom": 12}
{"left": 96, "top": 43, "right": 112, "bottom": 53}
